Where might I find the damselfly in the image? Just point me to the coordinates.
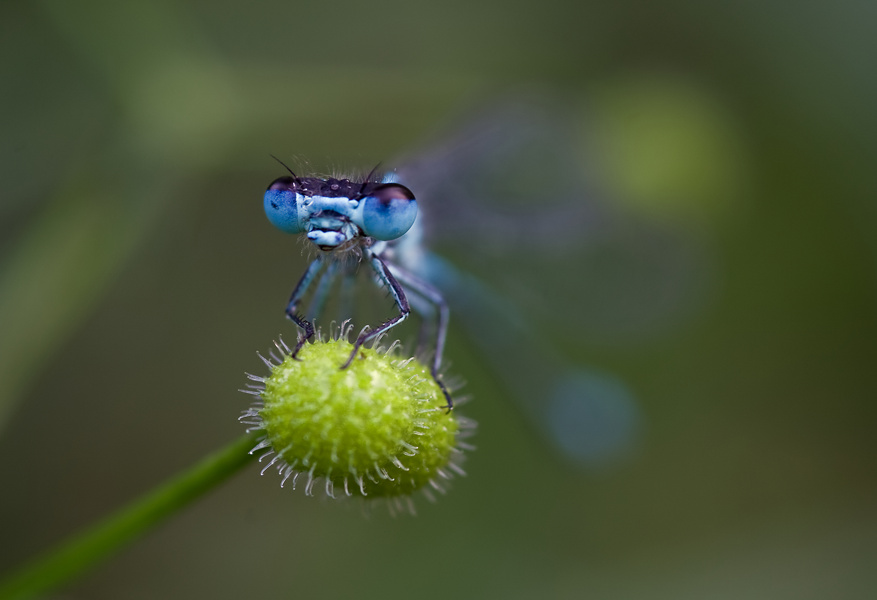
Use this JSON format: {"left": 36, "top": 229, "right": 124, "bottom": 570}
{"left": 264, "top": 98, "right": 703, "bottom": 467}
{"left": 263, "top": 159, "right": 455, "bottom": 409}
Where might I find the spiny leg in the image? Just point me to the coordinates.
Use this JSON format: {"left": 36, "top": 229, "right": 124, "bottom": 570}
{"left": 403, "top": 289, "right": 454, "bottom": 412}
{"left": 285, "top": 257, "right": 326, "bottom": 359}
{"left": 384, "top": 262, "right": 453, "bottom": 411}
{"left": 341, "top": 251, "right": 410, "bottom": 369}
{"left": 389, "top": 270, "right": 440, "bottom": 361}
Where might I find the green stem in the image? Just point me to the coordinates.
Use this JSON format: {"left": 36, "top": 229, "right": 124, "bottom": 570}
{"left": 0, "top": 434, "right": 258, "bottom": 600}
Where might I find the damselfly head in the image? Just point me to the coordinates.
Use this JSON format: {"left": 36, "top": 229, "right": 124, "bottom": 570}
{"left": 264, "top": 171, "right": 418, "bottom": 249}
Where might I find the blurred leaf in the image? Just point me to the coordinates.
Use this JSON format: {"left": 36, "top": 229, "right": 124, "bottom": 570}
{"left": 0, "top": 171, "right": 170, "bottom": 432}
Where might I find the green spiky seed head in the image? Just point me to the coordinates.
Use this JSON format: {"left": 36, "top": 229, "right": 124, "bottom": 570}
{"left": 241, "top": 336, "right": 470, "bottom": 500}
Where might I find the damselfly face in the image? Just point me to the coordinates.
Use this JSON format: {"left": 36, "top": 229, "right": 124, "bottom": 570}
{"left": 263, "top": 175, "right": 417, "bottom": 251}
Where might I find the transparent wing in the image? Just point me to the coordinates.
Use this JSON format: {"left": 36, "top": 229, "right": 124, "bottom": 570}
{"left": 390, "top": 96, "right": 707, "bottom": 467}
{"left": 394, "top": 96, "right": 707, "bottom": 344}
{"left": 396, "top": 99, "right": 608, "bottom": 247}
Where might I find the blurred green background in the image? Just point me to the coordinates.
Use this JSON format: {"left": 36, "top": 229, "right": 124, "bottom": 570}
{"left": 2, "top": 1, "right": 876, "bottom": 598}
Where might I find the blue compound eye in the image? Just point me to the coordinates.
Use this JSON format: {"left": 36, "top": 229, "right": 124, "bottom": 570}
{"left": 264, "top": 176, "right": 305, "bottom": 234}
{"left": 360, "top": 184, "right": 418, "bottom": 241}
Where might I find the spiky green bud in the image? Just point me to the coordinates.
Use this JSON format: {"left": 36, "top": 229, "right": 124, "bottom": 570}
{"left": 239, "top": 332, "right": 473, "bottom": 508}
